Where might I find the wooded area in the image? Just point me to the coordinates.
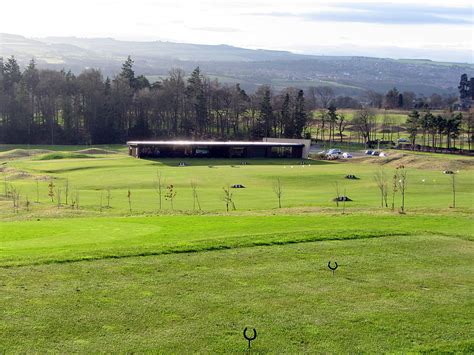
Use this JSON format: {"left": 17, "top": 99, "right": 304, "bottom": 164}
{"left": 0, "top": 55, "right": 472, "bottom": 148}
{"left": 0, "top": 56, "right": 309, "bottom": 144}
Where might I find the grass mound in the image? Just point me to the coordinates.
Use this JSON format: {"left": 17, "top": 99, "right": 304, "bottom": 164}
{"left": 355, "top": 152, "right": 474, "bottom": 170}
{"left": 0, "top": 149, "right": 52, "bottom": 159}
{"left": 75, "top": 148, "right": 117, "bottom": 155}
{"left": 35, "top": 152, "right": 95, "bottom": 160}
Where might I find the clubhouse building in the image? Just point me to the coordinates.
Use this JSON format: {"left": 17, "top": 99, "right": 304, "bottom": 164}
{"left": 127, "top": 139, "right": 310, "bottom": 159}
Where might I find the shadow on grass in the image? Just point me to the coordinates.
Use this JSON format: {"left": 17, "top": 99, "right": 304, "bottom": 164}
{"left": 141, "top": 158, "right": 333, "bottom": 167}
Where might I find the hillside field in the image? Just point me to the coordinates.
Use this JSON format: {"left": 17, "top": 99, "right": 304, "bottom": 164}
{"left": 0, "top": 146, "right": 473, "bottom": 352}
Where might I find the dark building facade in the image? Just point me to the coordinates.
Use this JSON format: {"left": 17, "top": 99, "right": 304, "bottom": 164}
{"left": 127, "top": 141, "right": 305, "bottom": 159}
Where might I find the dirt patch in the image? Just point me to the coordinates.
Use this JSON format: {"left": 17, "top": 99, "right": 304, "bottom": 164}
{"left": 1, "top": 167, "right": 33, "bottom": 179}
{"left": 352, "top": 152, "right": 474, "bottom": 170}
{"left": 76, "top": 148, "right": 117, "bottom": 155}
{"left": 0, "top": 166, "right": 51, "bottom": 181}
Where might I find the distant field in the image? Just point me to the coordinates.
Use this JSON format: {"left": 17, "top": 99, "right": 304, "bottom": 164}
{"left": 0, "top": 146, "right": 473, "bottom": 352}
{"left": 1, "top": 152, "right": 473, "bottom": 215}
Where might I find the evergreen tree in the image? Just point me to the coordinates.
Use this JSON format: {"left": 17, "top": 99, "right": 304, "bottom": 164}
{"left": 281, "top": 93, "right": 292, "bottom": 137}
{"left": 185, "top": 67, "right": 208, "bottom": 136}
{"left": 120, "top": 56, "right": 136, "bottom": 89}
{"left": 253, "top": 88, "right": 273, "bottom": 138}
{"left": 294, "top": 90, "right": 308, "bottom": 138}
{"left": 406, "top": 110, "right": 420, "bottom": 148}
{"left": 398, "top": 93, "right": 404, "bottom": 108}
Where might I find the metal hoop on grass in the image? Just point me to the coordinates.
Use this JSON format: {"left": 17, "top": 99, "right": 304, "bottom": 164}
{"left": 243, "top": 327, "right": 257, "bottom": 349}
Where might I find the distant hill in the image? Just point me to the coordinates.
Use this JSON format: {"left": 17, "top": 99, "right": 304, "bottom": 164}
{"left": 1, "top": 33, "right": 472, "bottom": 95}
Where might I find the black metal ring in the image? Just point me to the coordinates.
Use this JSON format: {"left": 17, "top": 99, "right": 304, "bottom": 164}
{"left": 328, "top": 261, "right": 338, "bottom": 270}
{"left": 243, "top": 327, "right": 257, "bottom": 341}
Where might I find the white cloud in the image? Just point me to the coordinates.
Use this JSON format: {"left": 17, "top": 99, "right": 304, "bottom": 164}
{"left": 0, "top": 0, "right": 472, "bottom": 62}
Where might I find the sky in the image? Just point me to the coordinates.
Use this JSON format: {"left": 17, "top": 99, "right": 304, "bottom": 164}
{"left": 1, "top": 0, "right": 473, "bottom": 62}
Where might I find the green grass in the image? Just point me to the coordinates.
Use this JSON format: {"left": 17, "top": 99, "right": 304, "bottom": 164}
{"left": 1, "top": 234, "right": 473, "bottom": 352}
{"left": 0, "top": 144, "right": 126, "bottom": 152}
{"left": 2, "top": 214, "right": 472, "bottom": 267}
{"left": 34, "top": 152, "right": 95, "bottom": 160}
{"left": 0, "top": 146, "right": 473, "bottom": 352}
{"left": 2, "top": 153, "right": 473, "bottom": 216}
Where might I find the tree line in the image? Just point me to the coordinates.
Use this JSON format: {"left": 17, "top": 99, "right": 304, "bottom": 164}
{"left": 0, "top": 56, "right": 312, "bottom": 144}
{"left": 403, "top": 109, "right": 473, "bottom": 149}
{"left": 1, "top": 55, "right": 470, "bottom": 146}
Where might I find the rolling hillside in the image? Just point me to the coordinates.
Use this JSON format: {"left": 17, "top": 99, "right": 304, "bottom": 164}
{"left": 1, "top": 33, "right": 472, "bottom": 94}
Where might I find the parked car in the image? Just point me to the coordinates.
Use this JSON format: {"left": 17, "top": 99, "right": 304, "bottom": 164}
{"left": 371, "top": 151, "right": 380, "bottom": 156}
{"left": 398, "top": 138, "right": 409, "bottom": 143}
{"left": 327, "top": 148, "right": 342, "bottom": 155}
{"left": 379, "top": 152, "right": 388, "bottom": 157}
{"left": 342, "top": 152, "right": 353, "bottom": 158}
{"left": 365, "top": 150, "right": 373, "bottom": 155}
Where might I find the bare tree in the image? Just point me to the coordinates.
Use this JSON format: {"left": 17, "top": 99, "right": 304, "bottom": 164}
{"left": 155, "top": 170, "right": 164, "bottom": 210}
{"left": 272, "top": 178, "right": 283, "bottom": 208}
{"left": 352, "top": 108, "right": 377, "bottom": 144}
{"left": 165, "top": 184, "right": 177, "bottom": 210}
{"left": 190, "top": 180, "right": 201, "bottom": 211}
{"left": 334, "top": 182, "right": 340, "bottom": 207}
{"left": 127, "top": 188, "right": 132, "bottom": 213}
{"left": 3, "top": 169, "right": 8, "bottom": 197}
{"left": 337, "top": 113, "right": 348, "bottom": 142}
{"left": 444, "top": 170, "right": 458, "bottom": 208}
{"left": 71, "top": 191, "right": 79, "bottom": 210}
{"left": 48, "top": 178, "right": 55, "bottom": 202}
{"left": 26, "top": 195, "right": 30, "bottom": 212}
{"left": 222, "top": 186, "right": 236, "bottom": 212}
{"left": 56, "top": 187, "right": 62, "bottom": 208}
{"left": 35, "top": 179, "right": 40, "bottom": 203}
{"left": 315, "top": 86, "right": 335, "bottom": 109}
{"left": 374, "top": 168, "right": 389, "bottom": 207}
{"left": 451, "top": 172, "right": 457, "bottom": 208}
{"left": 10, "top": 184, "right": 20, "bottom": 213}
{"left": 396, "top": 165, "right": 407, "bottom": 213}
{"left": 391, "top": 171, "right": 398, "bottom": 211}
{"left": 64, "top": 178, "right": 69, "bottom": 205}
{"left": 342, "top": 188, "right": 347, "bottom": 214}
{"left": 106, "top": 187, "right": 112, "bottom": 208}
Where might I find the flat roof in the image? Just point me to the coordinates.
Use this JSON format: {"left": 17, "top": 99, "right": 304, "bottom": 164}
{"left": 127, "top": 140, "right": 304, "bottom": 147}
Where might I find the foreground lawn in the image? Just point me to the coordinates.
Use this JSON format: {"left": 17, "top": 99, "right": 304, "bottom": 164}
{"left": 1, "top": 147, "right": 473, "bottom": 352}
{"left": 1, "top": 234, "right": 473, "bottom": 352}
{"left": 1, "top": 214, "right": 472, "bottom": 267}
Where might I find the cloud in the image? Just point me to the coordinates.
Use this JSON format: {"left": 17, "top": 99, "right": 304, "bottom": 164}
{"left": 191, "top": 27, "right": 241, "bottom": 33}
{"left": 251, "top": 3, "right": 473, "bottom": 25}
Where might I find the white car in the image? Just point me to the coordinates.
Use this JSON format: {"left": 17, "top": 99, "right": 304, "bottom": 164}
{"left": 327, "top": 148, "right": 342, "bottom": 155}
{"left": 342, "top": 152, "right": 353, "bottom": 158}
{"left": 379, "top": 152, "right": 387, "bottom": 157}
